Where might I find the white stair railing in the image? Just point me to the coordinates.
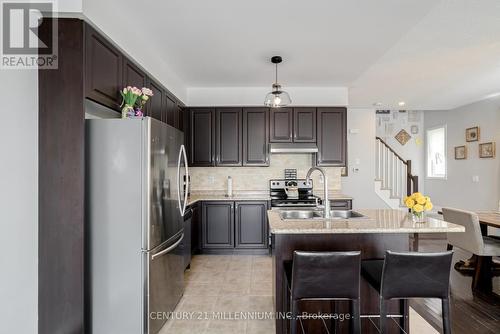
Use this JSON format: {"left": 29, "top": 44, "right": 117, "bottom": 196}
{"left": 375, "top": 137, "right": 418, "bottom": 206}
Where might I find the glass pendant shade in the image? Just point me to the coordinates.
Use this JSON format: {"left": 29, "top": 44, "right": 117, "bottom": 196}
{"left": 264, "top": 84, "right": 292, "bottom": 107}
{"left": 264, "top": 56, "right": 292, "bottom": 107}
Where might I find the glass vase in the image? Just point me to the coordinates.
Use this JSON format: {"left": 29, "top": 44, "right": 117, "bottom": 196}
{"left": 121, "top": 105, "right": 134, "bottom": 119}
{"left": 411, "top": 211, "right": 426, "bottom": 223}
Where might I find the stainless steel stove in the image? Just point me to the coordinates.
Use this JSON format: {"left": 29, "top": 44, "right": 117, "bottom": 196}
{"left": 269, "top": 179, "right": 319, "bottom": 208}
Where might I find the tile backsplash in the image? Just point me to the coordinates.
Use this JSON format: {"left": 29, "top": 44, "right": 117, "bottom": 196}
{"left": 189, "top": 154, "right": 341, "bottom": 194}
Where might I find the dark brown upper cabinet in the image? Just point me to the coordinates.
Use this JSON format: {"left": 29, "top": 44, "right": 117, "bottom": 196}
{"left": 216, "top": 108, "right": 243, "bottom": 166}
{"left": 166, "top": 96, "right": 177, "bottom": 128}
{"left": 243, "top": 108, "right": 269, "bottom": 166}
{"left": 189, "top": 108, "right": 215, "bottom": 166}
{"left": 270, "top": 108, "right": 293, "bottom": 142}
{"left": 293, "top": 107, "right": 316, "bottom": 142}
{"left": 176, "top": 105, "right": 183, "bottom": 131}
{"left": 316, "top": 107, "right": 347, "bottom": 167}
{"left": 270, "top": 107, "right": 316, "bottom": 143}
{"left": 146, "top": 78, "right": 165, "bottom": 121}
{"left": 85, "top": 26, "right": 123, "bottom": 110}
{"left": 122, "top": 59, "right": 146, "bottom": 89}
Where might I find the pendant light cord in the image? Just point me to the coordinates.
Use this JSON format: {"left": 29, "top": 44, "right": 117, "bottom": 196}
{"left": 275, "top": 63, "right": 278, "bottom": 85}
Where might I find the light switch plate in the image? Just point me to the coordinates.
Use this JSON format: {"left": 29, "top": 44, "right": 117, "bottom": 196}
{"left": 472, "top": 175, "right": 479, "bottom": 183}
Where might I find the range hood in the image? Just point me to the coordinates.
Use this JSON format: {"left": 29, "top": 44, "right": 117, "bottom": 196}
{"left": 270, "top": 143, "right": 319, "bottom": 154}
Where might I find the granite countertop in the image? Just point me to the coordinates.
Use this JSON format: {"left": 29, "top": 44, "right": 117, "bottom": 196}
{"left": 187, "top": 191, "right": 353, "bottom": 206}
{"left": 267, "top": 209, "right": 465, "bottom": 234}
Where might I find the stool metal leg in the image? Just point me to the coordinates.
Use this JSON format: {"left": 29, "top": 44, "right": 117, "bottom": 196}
{"left": 380, "top": 298, "right": 387, "bottom": 334}
{"left": 291, "top": 300, "right": 299, "bottom": 334}
{"left": 399, "top": 299, "right": 408, "bottom": 334}
{"left": 350, "top": 299, "right": 361, "bottom": 334}
{"left": 442, "top": 298, "right": 451, "bottom": 334}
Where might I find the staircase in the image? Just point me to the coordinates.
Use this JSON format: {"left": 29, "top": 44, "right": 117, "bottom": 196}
{"left": 375, "top": 137, "right": 419, "bottom": 209}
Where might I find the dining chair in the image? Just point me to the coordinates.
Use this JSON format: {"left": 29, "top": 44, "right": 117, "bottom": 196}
{"left": 443, "top": 207, "right": 500, "bottom": 291}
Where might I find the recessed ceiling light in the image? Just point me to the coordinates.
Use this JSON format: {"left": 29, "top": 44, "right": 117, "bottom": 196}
{"left": 373, "top": 102, "right": 382, "bottom": 107}
{"left": 398, "top": 101, "right": 406, "bottom": 107}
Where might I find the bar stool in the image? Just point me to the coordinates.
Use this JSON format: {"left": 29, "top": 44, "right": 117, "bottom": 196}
{"left": 361, "top": 250, "right": 453, "bottom": 334}
{"left": 284, "top": 250, "right": 361, "bottom": 334}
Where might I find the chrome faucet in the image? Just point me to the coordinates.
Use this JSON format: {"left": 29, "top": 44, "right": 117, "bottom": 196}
{"left": 305, "top": 167, "right": 330, "bottom": 219}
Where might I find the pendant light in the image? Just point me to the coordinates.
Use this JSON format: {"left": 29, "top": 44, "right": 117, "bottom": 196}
{"left": 264, "top": 56, "right": 292, "bottom": 107}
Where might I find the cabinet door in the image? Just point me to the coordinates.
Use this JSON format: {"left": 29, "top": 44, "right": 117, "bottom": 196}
{"left": 235, "top": 201, "right": 268, "bottom": 249}
{"left": 202, "top": 201, "right": 234, "bottom": 249}
{"left": 176, "top": 104, "right": 184, "bottom": 131}
{"left": 270, "top": 108, "right": 293, "bottom": 142}
{"left": 85, "top": 27, "right": 122, "bottom": 110}
{"left": 166, "top": 96, "right": 176, "bottom": 127}
{"left": 146, "top": 78, "right": 164, "bottom": 121}
{"left": 316, "top": 107, "right": 347, "bottom": 166}
{"left": 123, "top": 59, "right": 146, "bottom": 90}
{"left": 191, "top": 204, "right": 201, "bottom": 254}
{"left": 243, "top": 108, "right": 269, "bottom": 166}
{"left": 189, "top": 108, "right": 215, "bottom": 166}
{"left": 216, "top": 108, "right": 242, "bottom": 166}
{"left": 293, "top": 107, "right": 316, "bottom": 142}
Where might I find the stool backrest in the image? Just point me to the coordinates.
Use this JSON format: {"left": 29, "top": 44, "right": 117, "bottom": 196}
{"left": 291, "top": 251, "right": 361, "bottom": 300}
{"left": 380, "top": 250, "right": 453, "bottom": 299}
{"left": 443, "top": 207, "right": 484, "bottom": 255}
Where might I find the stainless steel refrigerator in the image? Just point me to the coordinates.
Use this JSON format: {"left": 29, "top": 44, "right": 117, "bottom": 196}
{"left": 86, "top": 117, "right": 189, "bottom": 334}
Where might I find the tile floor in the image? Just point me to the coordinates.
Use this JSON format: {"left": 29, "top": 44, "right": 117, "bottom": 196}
{"left": 160, "top": 254, "right": 438, "bottom": 334}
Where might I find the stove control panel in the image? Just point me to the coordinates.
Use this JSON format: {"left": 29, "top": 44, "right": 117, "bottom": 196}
{"left": 269, "top": 179, "right": 312, "bottom": 189}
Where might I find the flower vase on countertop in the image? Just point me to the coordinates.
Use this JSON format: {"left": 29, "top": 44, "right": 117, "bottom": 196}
{"left": 404, "top": 192, "right": 433, "bottom": 223}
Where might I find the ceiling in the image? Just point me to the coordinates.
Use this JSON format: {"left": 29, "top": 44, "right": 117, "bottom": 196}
{"left": 83, "top": 0, "right": 500, "bottom": 109}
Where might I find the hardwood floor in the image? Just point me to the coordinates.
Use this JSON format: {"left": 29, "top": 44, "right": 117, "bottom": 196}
{"left": 411, "top": 239, "right": 500, "bottom": 334}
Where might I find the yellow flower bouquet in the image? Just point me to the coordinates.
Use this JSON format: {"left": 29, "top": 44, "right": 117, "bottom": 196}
{"left": 404, "top": 192, "right": 433, "bottom": 222}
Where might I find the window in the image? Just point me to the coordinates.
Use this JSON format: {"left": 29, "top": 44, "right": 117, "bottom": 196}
{"left": 426, "top": 125, "right": 447, "bottom": 178}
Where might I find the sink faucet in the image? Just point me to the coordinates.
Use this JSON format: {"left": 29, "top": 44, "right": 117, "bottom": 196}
{"left": 305, "top": 167, "right": 330, "bottom": 219}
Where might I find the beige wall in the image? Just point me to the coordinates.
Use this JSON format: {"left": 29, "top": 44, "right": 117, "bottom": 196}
{"left": 189, "top": 154, "right": 341, "bottom": 194}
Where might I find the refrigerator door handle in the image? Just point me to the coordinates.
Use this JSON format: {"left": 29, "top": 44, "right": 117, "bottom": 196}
{"left": 177, "top": 144, "right": 189, "bottom": 216}
{"left": 181, "top": 144, "right": 189, "bottom": 215}
{"left": 151, "top": 233, "right": 184, "bottom": 261}
{"left": 177, "top": 146, "right": 183, "bottom": 216}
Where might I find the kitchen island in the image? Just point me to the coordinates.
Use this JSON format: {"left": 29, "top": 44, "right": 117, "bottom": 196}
{"left": 268, "top": 209, "right": 464, "bottom": 334}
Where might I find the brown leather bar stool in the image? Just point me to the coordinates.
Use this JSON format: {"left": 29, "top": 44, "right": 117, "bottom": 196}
{"left": 284, "top": 250, "right": 361, "bottom": 334}
{"left": 361, "top": 250, "right": 453, "bottom": 334}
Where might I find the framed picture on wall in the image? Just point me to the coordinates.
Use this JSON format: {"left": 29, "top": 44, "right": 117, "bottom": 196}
{"left": 479, "top": 142, "right": 496, "bottom": 158}
{"left": 466, "top": 126, "right": 480, "bottom": 142}
{"left": 454, "top": 146, "right": 467, "bottom": 160}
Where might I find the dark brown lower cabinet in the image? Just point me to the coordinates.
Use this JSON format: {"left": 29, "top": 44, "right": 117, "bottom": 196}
{"left": 202, "top": 201, "right": 234, "bottom": 249}
{"left": 191, "top": 203, "right": 201, "bottom": 254}
{"left": 201, "top": 200, "right": 269, "bottom": 251}
{"left": 235, "top": 201, "right": 269, "bottom": 249}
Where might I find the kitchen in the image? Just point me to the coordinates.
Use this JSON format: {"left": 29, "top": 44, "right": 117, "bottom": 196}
{"left": 2, "top": 1, "right": 500, "bottom": 334}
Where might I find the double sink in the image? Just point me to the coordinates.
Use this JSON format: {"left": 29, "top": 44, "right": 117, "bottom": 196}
{"left": 279, "top": 209, "right": 365, "bottom": 220}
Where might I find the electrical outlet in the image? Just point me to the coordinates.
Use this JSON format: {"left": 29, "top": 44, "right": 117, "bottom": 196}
{"left": 472, "top": 175, "right": 479, "bottom": 183}
{"left": 208, "top": 175, "right": 215, "bottom": 184}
